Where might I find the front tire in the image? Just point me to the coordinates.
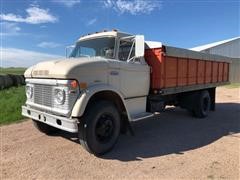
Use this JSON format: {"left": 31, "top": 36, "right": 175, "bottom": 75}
{"left": 78, "top": 101, "right": 120, "bottom": 156}
{"left": 32, "top": 120, "right": 59, "bottom": 135}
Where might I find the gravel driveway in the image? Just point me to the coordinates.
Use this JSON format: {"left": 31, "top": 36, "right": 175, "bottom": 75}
{"left": 1, "top": 87, "right": 239, "bottom": 179}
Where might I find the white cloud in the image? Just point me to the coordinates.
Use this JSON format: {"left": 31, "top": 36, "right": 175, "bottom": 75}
{"left": 0, "top": 22, "right": 21, "bottom": 36}
{"left": 103, "top": 0, "right": 161, "bottom": 15}
{"left": 87, "top": 18, "right": 97, "bottom": 26}
{"left": 37, "top": 42, "right": 61, "bottom": 48}
{"left": 0, "top": 5, "right": 58, "bottom": 24}
{"left": 0, "top": 48, "right": 63, "bottom": 67}
{"left": 52, "top": 0, "right": 81, "bottom": 7}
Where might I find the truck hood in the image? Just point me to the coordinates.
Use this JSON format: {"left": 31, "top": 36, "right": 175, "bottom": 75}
{"left": 24, "top": 57, "right": 109, "bottom": 79}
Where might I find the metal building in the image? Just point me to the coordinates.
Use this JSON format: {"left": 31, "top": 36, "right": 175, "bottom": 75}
{"left": 191, "top": 37, "right": 240, "bottom": 83}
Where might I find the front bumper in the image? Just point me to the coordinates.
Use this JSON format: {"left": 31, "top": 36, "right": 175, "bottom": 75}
{"left": 22, "top": 106, "right": 78, "bottom": 133}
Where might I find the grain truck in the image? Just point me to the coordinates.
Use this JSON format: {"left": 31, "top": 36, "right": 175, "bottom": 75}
{"left": 22, "top": 30, "right": 231, "bottom": 155}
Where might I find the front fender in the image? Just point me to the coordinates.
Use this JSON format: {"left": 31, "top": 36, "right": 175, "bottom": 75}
{"left": 71, "top": 84, "right": 130, "bottom": 119}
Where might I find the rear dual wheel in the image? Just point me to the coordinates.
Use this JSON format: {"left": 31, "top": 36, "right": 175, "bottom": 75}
{"left": 193, "top": 90, "right": 211, "bottom": 118}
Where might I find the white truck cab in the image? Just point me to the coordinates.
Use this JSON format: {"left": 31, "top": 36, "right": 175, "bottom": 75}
{"left": 22, "top": 30, "right": 152, "bottom": 155}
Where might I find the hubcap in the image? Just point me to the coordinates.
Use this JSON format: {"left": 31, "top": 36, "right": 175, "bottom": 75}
{"left": 95, "top": 114, "right": 115, "bottom": 143}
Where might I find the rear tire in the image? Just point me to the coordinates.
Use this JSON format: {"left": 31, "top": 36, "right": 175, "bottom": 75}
{"left": 78, "top": 101, "right": 120, "bottom": 156}
{"left": 193, "top": 90, "right": 211, "bottom": 118}
{"left": 32, "top": 120, "right": 59, "bottom": 135}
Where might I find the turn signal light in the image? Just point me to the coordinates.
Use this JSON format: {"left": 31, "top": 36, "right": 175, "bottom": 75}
{"left": 79, "top": 82, "right": 87, "bottom": 89}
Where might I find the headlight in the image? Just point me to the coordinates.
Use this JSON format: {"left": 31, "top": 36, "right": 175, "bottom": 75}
{"left": 26, "top": 85, "right": 33, "bottom": 99}
{"left": 54, "top": 88, "right": 65, "bottom": 105}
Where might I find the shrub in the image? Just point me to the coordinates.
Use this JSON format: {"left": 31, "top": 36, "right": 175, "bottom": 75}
{"left": 3, "top": 75, "right": 14, "bottom": 88}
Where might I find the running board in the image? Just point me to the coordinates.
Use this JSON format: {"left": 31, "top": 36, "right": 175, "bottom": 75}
{"left": 130, "top": 112, "right": 154, "bottom": 122}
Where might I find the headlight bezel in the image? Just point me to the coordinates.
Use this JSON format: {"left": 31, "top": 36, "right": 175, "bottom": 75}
{"left": 54, "top": 87, "right": 66, "bottom": 105}
{"left": 26, "top": 84, "right": 33, "bottom": 99}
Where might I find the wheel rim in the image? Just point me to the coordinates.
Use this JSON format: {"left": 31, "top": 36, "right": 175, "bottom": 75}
{"left": 203, "top": 97, "right": 210, "bottom": 112}
{"left": 95, "top": 113, "right": 115, "bottom": 143}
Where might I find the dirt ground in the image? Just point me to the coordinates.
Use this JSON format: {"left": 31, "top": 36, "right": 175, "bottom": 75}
{"left": 1, "top": 87, "right": 240, "bottom": 179}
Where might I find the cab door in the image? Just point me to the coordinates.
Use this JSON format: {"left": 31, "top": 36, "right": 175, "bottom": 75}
{"left": 117, "top": 36, "right": 150, "bottom": 98}
{"left": 108, "top": 59, "right": 120, "bottom": 90}
{"left": 119, "top": 61, "right": 149, "bottom": 98}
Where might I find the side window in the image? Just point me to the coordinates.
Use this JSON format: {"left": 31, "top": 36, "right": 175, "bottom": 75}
{"left": 118, "top": 40, "right": 135, "bottom": 61}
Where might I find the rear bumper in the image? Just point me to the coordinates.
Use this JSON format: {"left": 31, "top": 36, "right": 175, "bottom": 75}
{"left": 22, "top": 106, "right": 78, "bottom": 133}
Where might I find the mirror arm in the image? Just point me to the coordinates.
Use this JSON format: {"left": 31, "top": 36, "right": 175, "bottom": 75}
{"left": 127, "top": 41, "right": 135, "bottom": 61}
{"left": 127, "top": 57, "right": 135, "bottom": 63}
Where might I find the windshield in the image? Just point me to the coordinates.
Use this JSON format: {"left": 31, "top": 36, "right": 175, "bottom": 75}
{"left": 69, "top": 37, "right": 115, "bottom": 58}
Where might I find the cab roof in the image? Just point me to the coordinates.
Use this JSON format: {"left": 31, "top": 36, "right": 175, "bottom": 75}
{"left": 77, "top": 30, "right": 132, "bottom": 41}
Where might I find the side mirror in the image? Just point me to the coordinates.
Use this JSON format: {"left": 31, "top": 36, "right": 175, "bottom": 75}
{"left": 135, "top": 35, "right": 145, "bottom": 58}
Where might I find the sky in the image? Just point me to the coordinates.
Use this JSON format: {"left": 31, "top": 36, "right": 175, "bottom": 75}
{"left": 0, "top": 0, "right": 239, "bottom": 67}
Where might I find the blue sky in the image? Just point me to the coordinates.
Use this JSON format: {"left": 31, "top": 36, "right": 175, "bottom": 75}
{"left": 0, "top": 0, "right": 239, "bottom": 67}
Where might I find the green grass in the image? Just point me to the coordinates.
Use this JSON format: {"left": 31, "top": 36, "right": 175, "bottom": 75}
{"left": 0, "top": 67, "right": 26, "bottom": 75}
{"left": 0, "top": 86, "right": 26, "bottom": 125}
{"left": 224, "top": 83, "right": 240, "bottom": 89}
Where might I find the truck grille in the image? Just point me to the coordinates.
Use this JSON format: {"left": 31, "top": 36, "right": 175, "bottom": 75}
{"left": 25, "top": 78, "right": 79, "bottom": 116}
{"left": 34, "top": 84, "right": 53, "bottom": 107}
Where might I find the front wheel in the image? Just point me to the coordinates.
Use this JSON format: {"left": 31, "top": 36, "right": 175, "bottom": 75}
{"left": 78, "top": 101, "right": 121, "bottom": 155}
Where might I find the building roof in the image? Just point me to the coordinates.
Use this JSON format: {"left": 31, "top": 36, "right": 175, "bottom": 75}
{"left": 190, "top": 37, "right": 240, "bottom": 51}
